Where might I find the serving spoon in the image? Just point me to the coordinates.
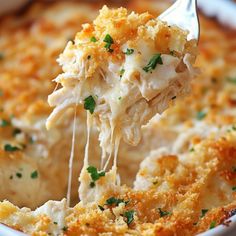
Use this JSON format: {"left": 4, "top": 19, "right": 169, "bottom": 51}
{"left": 158, "top": 0, "right": 200, "bottom": 41}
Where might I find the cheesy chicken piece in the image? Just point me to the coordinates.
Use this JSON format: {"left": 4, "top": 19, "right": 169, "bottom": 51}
{"left": 46, "top": 6, "right": 197, "bottom": 158}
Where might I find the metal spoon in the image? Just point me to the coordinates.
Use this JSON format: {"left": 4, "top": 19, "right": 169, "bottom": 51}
{"left": 158, "top": 0, "right": 200, "bottom": 41}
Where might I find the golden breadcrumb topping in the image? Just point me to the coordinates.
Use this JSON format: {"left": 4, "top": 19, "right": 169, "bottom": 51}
{"left": 0, "top": 1, "right": 236, "bottom": 236}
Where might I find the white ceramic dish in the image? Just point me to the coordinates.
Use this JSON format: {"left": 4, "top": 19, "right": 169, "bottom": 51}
{"left": 0, "top": 0, "right": 236, "bottom": 235}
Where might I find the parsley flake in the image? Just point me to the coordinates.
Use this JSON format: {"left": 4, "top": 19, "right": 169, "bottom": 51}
{"left": 196, "top": 111, "right": 207, "bottom": 120}
{"left": 189, "top": 147, "right": 195, "bottom": 152}
{"left": 200, "top": 209, "right": 208, "bottom": 218}
{"left": 119, "top": 68, "right": 125, "bottom": 78}
{"left": 232, "top": 186, "right": 236, "bottom": 191}
{"left": 4, "top": 144, "right": 20, "bottom": 152}
{"left": 53, "top": 222, "right": 58, "bottom": 225}
{"left": 143, "top": 53, "right": 163, "bottom": 73}
{"left": 232, "top": 125, "right": 236, "bottom": 131}
{"left": 158, "top": 208, "right": 171, "bottom": 217}
{"left": 0, "top": 53, "right": 4, "bottom": 60}
{"left": 84, "top": 96, "right": 96, "bottom": 114}
{"left": 0, "top": 119, "right": 10, "bottom": 127}
{"left": 62, "top": 226, "right": 68, "bottom": 232}
{"left": 103, "top": 34, "right": 114, "bottom": 53}
{"left": 87, "top": 166, "right": 105, "bottom": 187}
{"left": 209, "top": 220, "right": 216, "bottom": 229}
{"left": 16, "top": 172, "right": 22, "bottom": 178}
{"left": 98, "top": 205, "right": 105, "bottom": 211}
{"left": 13, "top": 128, "right": 22, "bottom": 136}
{"left": 124, "top": 48, "right": 134, "bottom": 55}
{"left": 124, "top": 210, "right": 135, "bottom": 225}
{"left": 90, "top": 36, "right": 97, "bottom": 42}
{"left": 31, "top": 170, "right": 38, "bottom": 179}
{"left": 105, "top": 197, "right": 129, "bottom": 206}
{"left": 227, "top": 77, "right": 236, "bottom": 84}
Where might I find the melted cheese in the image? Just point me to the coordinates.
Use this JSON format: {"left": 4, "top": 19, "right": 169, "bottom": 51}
{"left": 46, "top": 6, "right": 197, "bottom": 203}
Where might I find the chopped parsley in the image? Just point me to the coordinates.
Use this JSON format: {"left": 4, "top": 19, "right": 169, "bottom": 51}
{"left": 200, "top": 209, "right": 208, "bottom": 218}
{"left": 227, "top": 77, "right": 236, "bottom": 84}
{"left": 87, "top": 166, "right": 105, "bottom": 187}
{"left": 171, "top": 96, "right": 176, "bottom": 100}
{"left": 16, "top": 172, "right": 22, "bottom": 178}
{"left": 124, "top": 48, "right": 134, "bottom": 55}
{"left": 0, "top": 53, "right": 4, "bottom": 60}
{"left": 232, "top": 125, "right": 236, "bottom": 131}
{"left": 103, "top": 34, "right": 114, "bottom": 53}
{"left": 4, "top": 144, "right": 20, "bottom": 152}
{"left": 90, "top": 36, "right": 97, "bottom": 42}
{"left": 232, "top": 186, "right": 236, "bottom": 191}
{"left": 62, "top": 226, "right": 68, "bottom": 232}
{"left": 0, "top": 119, "right": 10, "bottom": 127}
{"left": 31, "top": 170, "right": 38, "bottom": 179}
{"left": 209, "top": 220, "right": 216, "bottom": 229}
{"left": 119, "top": 68, "right": 125, "bottom": 78}
{"left": 196, "top": 111, "right": 207, "bottom": 120}
{"left": 13, "top": 128, "right": 21, "bottom": 136}
{"left": 98, "top": 205, "right": 105, "bottom": 211}
{"left": 118, "top": 97, "right": 122, "bottom": 100}
{"left": 143, "top": 53, "right": 163, "bottom": 73}
{"left": 189, "top": 147, "right": 195, "bottom": 152}
{"left": 105, "top": 197, "right": 129, "bottom": 206}
{"left": 123, "top": 210, "right": 135, "bottom": 225}
{"left": 84, "top": 95, "right": 96, "bottom": 114}
{"left": 29, "top": 137, "right": 35, "bottom": 144}
{"left": 158, "top": 208, "right": 171, "bottom": 217}
{"left": 53, "top": 222, "right": 58, "bottom": 225}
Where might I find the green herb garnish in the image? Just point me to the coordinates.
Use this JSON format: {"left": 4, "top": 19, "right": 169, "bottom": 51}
{"left": 143, "top": 53, "right": 163, "bottom": 73}
{"left": 90, "top": 36, "right": 97, "bottom": 42}
{"left": 87, "top": 166, "right": 105, "bottom": 187}
{"left": 232, "top": 125, "right": 236, "bottom": 131}
{"left": 12, "top": 128, "right": 21, "bottom": 136}
{"left": 124, "top": 48, "right": 134, "bottom": 55}
{"left": 189, "top": 147, "right": 195, "bottom": 152}
{"left": 158, "top": 208, "right": 171, "bottom": 217}
{"left": 0, "top": 119, "right": 10, "bottom": 127}
{"left": 209, "top": 220, "right": 216, "bottom": 229}
{"left": 232, "top": 186, "right": 236, "bottom": 191}
{"left": 196, "top": 111, "right": 207, "bottom": 120}
{"left": 84, "top": 95, "right": 96, "bottom": 114}
{"left": 171, "top": 96, "right": 176, "bottom": 100}
{"left": 31, "top": 170, "right": 38, "bottom": 179}
{"left": 103, "top": 34, "right": 114, "bottom": 53}
{"left": 105, "top": 197, "right": 129, "bottom": 206}
{"left": 16, "top": 172, "right": 22, "bottom": 178}
{"left": 200, "top": 209, "right": 208, "bottom": 218}
{"left": 53, "top": 222, "right": 58, "bottom": 225}
{"left": 119, "top": 68, "right": 125, "bottom": 78}
{"left": 98, "top": 205, "right": 105, "bottom": 211}
{"left": 4, "top": 144, "right": 20, "bottom": 152}
{"left": 62, "top": 226, "right": 68, "bottom": 232}
{"left": 0, "top": 53, "right": 4, "bottom": 60}
{"left": 227, "top": 77, "right": 236, "bottom": 84}
{"left": 124, "top": 210, "right": 135, "bottom": 225}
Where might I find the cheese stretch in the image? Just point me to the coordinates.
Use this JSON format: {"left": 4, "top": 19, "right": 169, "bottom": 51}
{"left": 46, "top": 6, "right": 197, "bottom": 203}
